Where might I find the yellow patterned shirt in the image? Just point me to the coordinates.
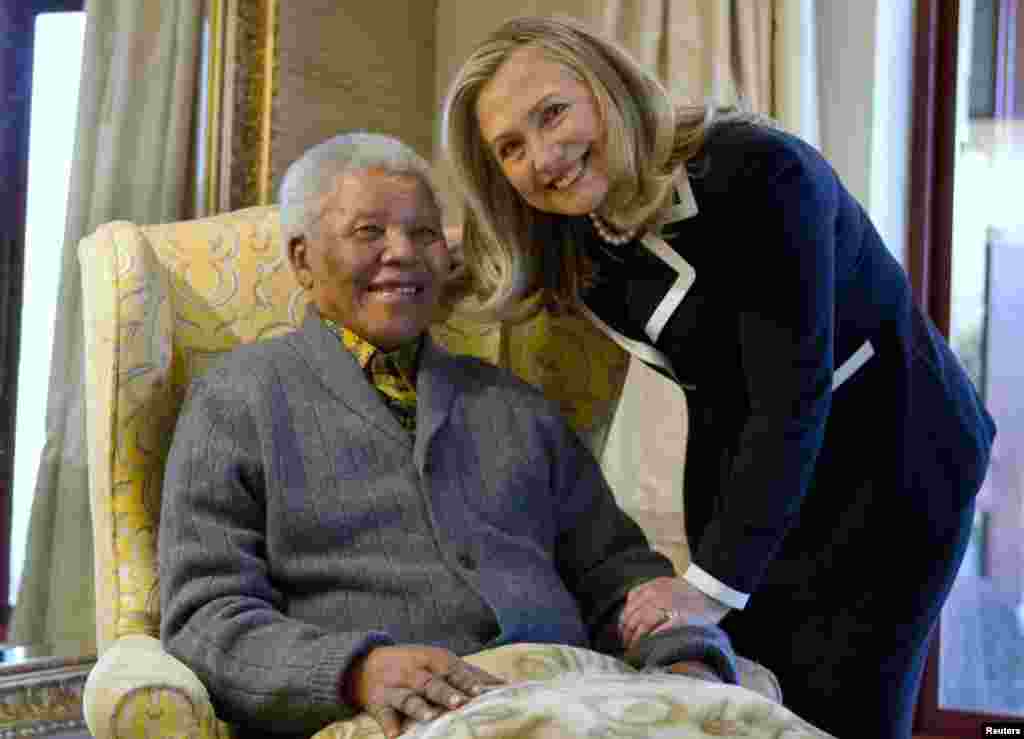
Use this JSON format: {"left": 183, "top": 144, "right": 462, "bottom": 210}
{"left": 321, "top": 317, "right": 420, "bottom": 433}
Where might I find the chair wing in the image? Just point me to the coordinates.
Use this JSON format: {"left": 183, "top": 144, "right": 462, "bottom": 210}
{"left": 81, "top": 204, "right": 295, "bottom": 652}
{"left": 80, "top": 204, "right": 301, "bottom": 739}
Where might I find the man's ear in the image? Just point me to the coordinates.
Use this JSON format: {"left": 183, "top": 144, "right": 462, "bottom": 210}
{"left": 288, "top": 235, "right": 313, "bottom": 288}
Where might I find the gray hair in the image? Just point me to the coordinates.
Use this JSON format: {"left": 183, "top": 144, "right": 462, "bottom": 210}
{"left": 278, "top": 132, "right": 440, "bottom": 249}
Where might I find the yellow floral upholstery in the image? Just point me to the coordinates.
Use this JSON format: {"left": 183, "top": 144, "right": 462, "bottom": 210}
{"left": 78, "top": 205, "right": 632, "bottom": 738}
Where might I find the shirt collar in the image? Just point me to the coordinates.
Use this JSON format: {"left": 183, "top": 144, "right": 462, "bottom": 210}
{"left": 320, "top": 316, "right": 422, "bottom": 376}
{"left": 652, "top": 174, "right": 699, "bottom": 230}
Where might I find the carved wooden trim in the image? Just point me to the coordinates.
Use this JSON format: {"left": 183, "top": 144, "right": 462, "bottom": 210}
{"left": 202, "top": 0, "right": 280, "bottom": 215}
{"left": 0, "top": 655, "right": 93, "bottom": 737}
{"left": 907, "top": 0, "right": 959, "bottom": 339}
{"left": 908, "top": 4, "right": 960, "bottom": 733}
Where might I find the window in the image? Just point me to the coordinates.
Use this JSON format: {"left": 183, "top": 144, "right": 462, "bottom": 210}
{"left": 9, "top": 10, "right": 86, "bottom": 608}
{"left": 0, "top": 0, "right": 85, "bottom": 637}
{"left": 911, "top": 0, "right": 1024, "bottom": 731}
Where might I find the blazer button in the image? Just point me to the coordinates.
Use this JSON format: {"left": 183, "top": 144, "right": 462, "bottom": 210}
{"left": 457, "top": 551, "right": 477, "bottom": 571}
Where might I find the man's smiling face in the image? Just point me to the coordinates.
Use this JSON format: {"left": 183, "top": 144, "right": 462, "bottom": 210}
{"left": 289, "top": 168, "right": 451, "bottom": 350}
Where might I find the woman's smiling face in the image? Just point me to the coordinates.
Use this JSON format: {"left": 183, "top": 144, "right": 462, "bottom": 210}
{"left": 475, "top": 46, "right": 610, "bottom": 216}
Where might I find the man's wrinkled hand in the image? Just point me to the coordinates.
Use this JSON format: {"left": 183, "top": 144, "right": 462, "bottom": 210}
{"left": 347, "top": 645, "right": 505, "bottom": 738}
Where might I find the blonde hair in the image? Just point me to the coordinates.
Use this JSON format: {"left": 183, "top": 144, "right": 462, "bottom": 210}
{"left": 441, "top": 15, "right": 733, "bottom": 317}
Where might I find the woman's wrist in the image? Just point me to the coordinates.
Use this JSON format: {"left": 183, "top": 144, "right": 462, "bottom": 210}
{"left": 666, "top": 660, "right": 724, "bottom": 682}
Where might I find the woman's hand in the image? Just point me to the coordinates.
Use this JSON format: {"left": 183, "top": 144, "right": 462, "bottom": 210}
{"left": 347, "top": 645, "right": 504, "bottom": 738}
{"left": 619, "top": 576, "right": 730, "bottom": 649}
{"left": 666, "top": 660, "right": 725, "bottom": 683}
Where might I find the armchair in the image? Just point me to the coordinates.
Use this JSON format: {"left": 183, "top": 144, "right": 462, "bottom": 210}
{"left": 78, "top": 206, "right": 786, "bottom": 739}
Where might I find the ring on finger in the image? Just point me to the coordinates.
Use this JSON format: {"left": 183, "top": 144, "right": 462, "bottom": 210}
{"left": 656, "top": 607, "right": 676, "bottom": 624}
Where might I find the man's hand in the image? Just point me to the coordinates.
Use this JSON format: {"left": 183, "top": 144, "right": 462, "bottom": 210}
{"left": 620, "top": 576, "right": 730, "bottom": 649}
{"left": 346, "top": 645, "right": 504, "bottom": 738}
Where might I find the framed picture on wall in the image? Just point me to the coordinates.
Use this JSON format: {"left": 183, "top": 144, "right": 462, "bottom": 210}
{"left": 200, "top": 0, "right": 279, "bottom": 216}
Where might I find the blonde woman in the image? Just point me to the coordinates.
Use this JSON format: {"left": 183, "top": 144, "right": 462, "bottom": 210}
{"left": 441, "top": 15, "right": 995, "bottom": 739}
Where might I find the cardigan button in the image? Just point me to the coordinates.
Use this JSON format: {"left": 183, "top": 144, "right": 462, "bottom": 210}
{"left": 457, "top": 551, "right": 477, "bottom": 571}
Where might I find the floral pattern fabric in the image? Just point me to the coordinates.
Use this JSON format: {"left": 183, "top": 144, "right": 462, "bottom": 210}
{"left": 314, "top": 643, "right": 834, "bottom": 739}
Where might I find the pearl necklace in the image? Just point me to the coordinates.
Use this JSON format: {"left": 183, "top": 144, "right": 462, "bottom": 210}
{"left": 588, "top": 212, "right": 638, "bottom": 245}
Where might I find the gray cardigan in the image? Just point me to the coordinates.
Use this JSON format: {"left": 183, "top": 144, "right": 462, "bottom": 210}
{"left": 159, "top": 313, "right": 683, "bottom": 735}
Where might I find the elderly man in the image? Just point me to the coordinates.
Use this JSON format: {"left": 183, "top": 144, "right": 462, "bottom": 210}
{"left": 159, "top": 132, "right": 737, "bottom": 739}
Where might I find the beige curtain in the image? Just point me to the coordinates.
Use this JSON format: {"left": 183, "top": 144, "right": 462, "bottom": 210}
{"left": 10, "top": 0, "right": 201, "bottom": 655}
{"left": 602, "top": 0, "right": 818, "bottom": 118}
{"left": 599, "top": 0, "right": 820, "bottom": 572}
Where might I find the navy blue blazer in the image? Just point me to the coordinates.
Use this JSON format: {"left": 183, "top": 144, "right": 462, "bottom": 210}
{"left": 578, "top": 122, "right": 996, "bottom": 598}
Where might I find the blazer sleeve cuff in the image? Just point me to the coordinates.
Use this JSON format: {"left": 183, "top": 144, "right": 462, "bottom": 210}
{"left": 623, "top": 623, "right": 740, "bottom": 684}
{"left": 683, "top": 563, "right": 750, "bottom": 610}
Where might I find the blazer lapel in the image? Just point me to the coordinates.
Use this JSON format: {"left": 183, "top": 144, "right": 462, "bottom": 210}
{"left": 292, "top": 311, "right": 411, "bottom": 447}
{"left": 577, "top": 172, "right": 701, "bottom": 386}
{"left": 653, "top": 171, "right": 699, "bottom": 228}
{"left": 413, "top": 336, "right": 459, "bottom": 474}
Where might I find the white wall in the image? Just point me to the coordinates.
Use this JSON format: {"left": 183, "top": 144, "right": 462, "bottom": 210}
{"left": 816, "top": 0, "right": 916, "bottom": 264}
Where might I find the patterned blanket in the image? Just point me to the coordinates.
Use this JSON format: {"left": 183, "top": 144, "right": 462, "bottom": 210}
{"left": 314, "top": 644, "right": 836, "bottom": 739}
